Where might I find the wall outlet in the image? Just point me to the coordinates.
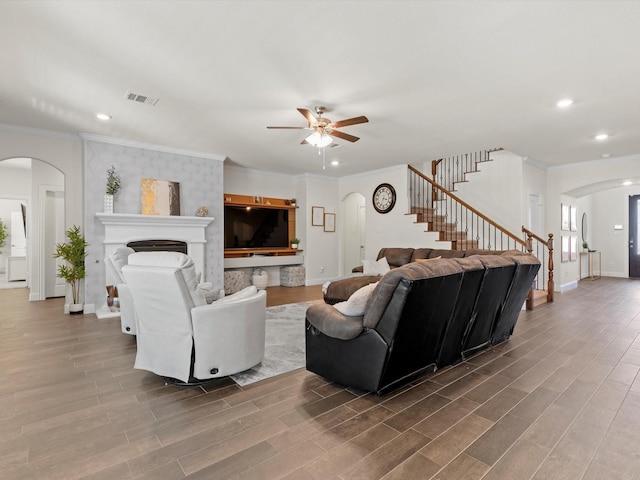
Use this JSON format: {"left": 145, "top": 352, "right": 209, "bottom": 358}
{"left": 320, "top": 266, "right": 324, "bottom": 273}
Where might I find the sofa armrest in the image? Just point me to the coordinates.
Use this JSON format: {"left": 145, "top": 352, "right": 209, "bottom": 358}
{"left": 190, "top": 289, "right": 266, "bottom": 378}
{"left": 306, "top": 303, "right": 364, "bottom": 341}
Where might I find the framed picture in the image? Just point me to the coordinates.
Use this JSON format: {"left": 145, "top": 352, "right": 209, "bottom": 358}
{"left": 561, "top": 203, "right": 569, "bottom": 231}
{"left": 561, "top": 235, "right": 570, "bottom": 263}
{"left": 570, "top": 236, "right": 577, "bottom": 261}
{"left": 141, "top": 178, "right": 181, "bottom": 216}
{"left": 570, "top": 206, "right": 577, "bottom": 231}
{"left": 312, "top": 206, "right": 324, "bottom": 226}
{"left": 324, "top": 213, "right": 336, "bottom": 232}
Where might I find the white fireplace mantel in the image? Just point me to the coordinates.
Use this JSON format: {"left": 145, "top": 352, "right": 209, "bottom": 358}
{"left": 95, "top": 213, "right": 214, "bottom": 318}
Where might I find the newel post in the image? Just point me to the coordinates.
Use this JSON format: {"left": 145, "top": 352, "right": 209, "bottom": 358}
{"left": 547, "top": 233, "right": 554, "bottom": 303}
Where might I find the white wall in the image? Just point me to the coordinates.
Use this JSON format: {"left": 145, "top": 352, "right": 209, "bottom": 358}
{"left": 590, "top": 186, "right": 638, "bottom": 277}
{"left": 303, "top": 175, "right": 340, "bottom": 284}
{"left": 523, "top": 160, "right": 547, "bottom": 234}
{"left": 338, "top": 165, "right": 441, "bottom": 276}
{"left": 83, "top": 138, "right": 225, "bottom": 313}
{"left": 547, "top": 154, "right": 640, "bottom": 289}
{"left": 0, "top": 128, "right": 82, "bottom": 300}
{"left": 453, "top": 150, "right": 525, "bottom": 235}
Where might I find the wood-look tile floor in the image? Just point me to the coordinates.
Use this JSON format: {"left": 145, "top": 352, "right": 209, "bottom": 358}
{"left": 1, "top": 279, "right": 639, "bottom": 479}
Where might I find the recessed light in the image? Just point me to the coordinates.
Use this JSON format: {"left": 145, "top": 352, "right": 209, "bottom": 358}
{"left": 595, "top": 133, "right": 608, "bottom": 141}
{"left": 602, "top": 153, "right": 610, "bottom": 158}
{"left": 556, "top": 98, "right": 573, "bottom": 108}
{"left": 331, "top": 160, "right": 339, "bottom": 166}
{"left": 623, "top": 181, "right": 632, "bottom": 186}
{"left": 96, "top": 113, "right": 111, "bottom": 121}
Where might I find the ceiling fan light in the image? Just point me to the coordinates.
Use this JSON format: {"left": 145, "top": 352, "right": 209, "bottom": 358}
{"left": 305, "top": 132, "right": 332, "bottom": 147}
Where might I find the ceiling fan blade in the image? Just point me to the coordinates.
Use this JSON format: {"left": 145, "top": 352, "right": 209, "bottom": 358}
{"left": 328, "top": 129, "right": 360, "bottom": 142}
{"left": 297, "top": 108, "right": 316, "bottom": 124}
{"left": 266, "top": 126, "right": 305, "bottom": 129}
{"left": 330, "top": 115, "right": 369, "bottom": 128}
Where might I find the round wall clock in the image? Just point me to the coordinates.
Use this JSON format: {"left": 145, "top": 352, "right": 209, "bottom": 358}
{"left": 372, "top": 183, "right": 396, "bottom": 214}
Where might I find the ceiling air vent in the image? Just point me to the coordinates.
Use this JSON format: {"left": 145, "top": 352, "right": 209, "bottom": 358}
{"left": 125, "top": 91, "right": 159, "bottom": 106}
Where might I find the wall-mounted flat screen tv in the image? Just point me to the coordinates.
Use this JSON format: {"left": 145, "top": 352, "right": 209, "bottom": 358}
{"left": 224, "top": 205, "right": 289, "bottom": 249}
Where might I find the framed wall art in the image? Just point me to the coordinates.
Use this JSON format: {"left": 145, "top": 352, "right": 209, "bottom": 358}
{"left": 570, "top": 236, "right": 577, "bottom": 261}
{"left": 141, "top": 178, "right": 181, "bottom": 216}
{"left": 561, "top": 203, "right": 569, "bottom": 231}
{"left": 324, "top": 213, "right": 335, "bottom": 232}
{"left": 312, "top": 206, "right": 324, "bottom": 226}
{"left": 561, "top": 235, "right": 570, "bottom": 263}
{"left": 570, "top": 206, "right": 577, "bottom": 231}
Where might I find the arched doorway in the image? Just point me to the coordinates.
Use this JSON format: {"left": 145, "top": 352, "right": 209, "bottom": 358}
{"left": 0, "top": 157, "right": 65, "bottom": 299}
{"left": 341, "top": 192, "right": 366, "bottom": 276}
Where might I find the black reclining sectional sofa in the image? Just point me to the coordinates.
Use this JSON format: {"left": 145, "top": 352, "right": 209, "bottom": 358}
{"left": 305, "top": 251, "right": 540, "bottom": 395}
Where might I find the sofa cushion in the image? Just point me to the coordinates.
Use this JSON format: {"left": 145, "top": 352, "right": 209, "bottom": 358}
{"left": 334, "top": 282, "right": 378, "bottom": 317}
{"left": 363, "top": 258, "right": 464, "bottom": 329}
{"left": 416, "top": 256, "right": 441, "bottom": 263}
{"left": 128, "top": 251, "right": 206, "bottom": 306}
{"left": 429, "top": 249, "right": 466, "bottom": 259}
{"left": 306, "top": 303, "right": 365, "bottom": 340}
{"left": 464, "top": 248, "right": 506, "bottom": 257}
{"left": 378, "top": 247, "right": 415, "bottom": 267}
{"left": 411, "top": 248, "right": 433, "bottom": 261}
{"left": 324, "top": 275, "right": 382, "bottom": 304}
{"left": 363, "top": 257, "right": 391, "bottom": 275}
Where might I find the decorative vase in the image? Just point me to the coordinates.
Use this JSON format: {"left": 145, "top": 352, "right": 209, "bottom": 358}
{"left": 104, "top": 194, "right": 114, "bottom": 213}
{"left": 252, "top": 271, "right": 268, "bottom": 290}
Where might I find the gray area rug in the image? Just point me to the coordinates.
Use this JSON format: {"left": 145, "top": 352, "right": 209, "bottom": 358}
{"left": 230, "top": 301, "right": 310, "bottom": 386}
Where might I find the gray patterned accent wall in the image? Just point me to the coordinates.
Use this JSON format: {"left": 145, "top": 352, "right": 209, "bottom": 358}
{"left": 83, "top": 139, "right": 224, "bottom": 313}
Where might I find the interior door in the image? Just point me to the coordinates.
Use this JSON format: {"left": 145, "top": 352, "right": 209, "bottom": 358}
{"left": 528, "top": 193, "right": 542, "bottom": 234}
{"left": 45, "top": 189, "right": 65, "bottom": 297}
{"left": 342, "top": 193, "right": 366, "bottom": 275}
{"left": 629, "top": 195, "right": 640, "bottom": 278}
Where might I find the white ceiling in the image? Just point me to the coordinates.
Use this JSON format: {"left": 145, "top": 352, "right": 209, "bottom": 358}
{"left": 1, "top": 1, "right": 639, "bottom": 177}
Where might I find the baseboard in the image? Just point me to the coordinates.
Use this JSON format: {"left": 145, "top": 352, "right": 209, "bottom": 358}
{"left": 559, "top": 280, "right": 578, "bottom": 292}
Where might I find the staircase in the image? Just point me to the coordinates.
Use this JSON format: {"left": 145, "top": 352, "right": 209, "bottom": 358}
{"left": 408, "top": 163, "right": 554, "bottom": 309}
{"left": 432, "top": 147, "right": 503, "bottom": 192}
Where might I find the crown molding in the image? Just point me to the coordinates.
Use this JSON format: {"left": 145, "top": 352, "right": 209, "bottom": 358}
{"left": 79, "top": 133, "right": 226, "bottom": 162}
{"left": 0, "top": 123, "right": 81, "bottom": 142}
{"left": 548, "top": 152, "right": 640, "bottom": 171}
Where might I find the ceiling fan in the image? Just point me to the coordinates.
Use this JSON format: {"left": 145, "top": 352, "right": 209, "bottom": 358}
{"left": 267, "top": 106, "right": 369, "bottom": 147}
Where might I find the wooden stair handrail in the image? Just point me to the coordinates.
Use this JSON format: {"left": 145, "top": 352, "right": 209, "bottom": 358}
{"left": 409, "top": 165, "right": 527, "bottom": 248}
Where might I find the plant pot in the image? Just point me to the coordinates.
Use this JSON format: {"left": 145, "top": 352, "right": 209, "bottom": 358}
{"left": 104, "top": 194, "right": 114, "bottom": 213}
{"left": 69, "top": 303, "right": 84, "bottom": 315}
{"left": 291, "top": 244, "right": 298, "bottom": 249}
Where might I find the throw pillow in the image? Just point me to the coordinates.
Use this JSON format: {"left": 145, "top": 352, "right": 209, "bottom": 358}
{"left": 362, "top": 257, "right": 391, "bottom": 276}
{"left": 214, "top": 285, "right": 258, "bottom": 304}
{"left": 334, "top": 282, "right": 378, "bottom": 316}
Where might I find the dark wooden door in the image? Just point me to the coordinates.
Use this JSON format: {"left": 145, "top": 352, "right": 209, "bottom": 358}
{"left": 629, "top": 195, "right": 640, "bottom": 278}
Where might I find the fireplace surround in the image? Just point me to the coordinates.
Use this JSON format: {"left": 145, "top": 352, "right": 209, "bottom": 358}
{"left": 95, "top": 213, "right": 214, "bottom": 318}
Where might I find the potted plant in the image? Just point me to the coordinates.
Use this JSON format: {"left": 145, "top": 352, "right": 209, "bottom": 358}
{"left": 53, "top": 225, "right": 88, "bottom": 314}
{"left": 291, "top": 237, "right": 300, "bottom": 249}
{"left": 582, "top": 241, "right": 589, "bottom": 251}
{"left": 0, "top": 219, "right": 7, "bottom": 254}
{"left": 291, "top": 198, "right": 297, "bottom": 207}
{"left": 105, "top": 165, "right": 121, "bottom": 213}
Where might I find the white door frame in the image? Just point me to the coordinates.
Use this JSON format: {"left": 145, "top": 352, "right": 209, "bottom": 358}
{"left": 38, "top": 184, "right": 65, "bottom": 301}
